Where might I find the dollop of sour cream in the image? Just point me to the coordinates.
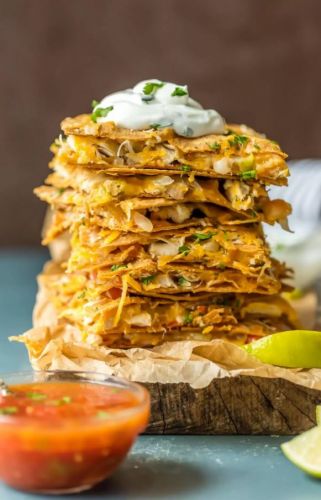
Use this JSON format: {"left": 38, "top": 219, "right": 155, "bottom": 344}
{"left": 92, "top": 79, "right": 226, "bottom": 137}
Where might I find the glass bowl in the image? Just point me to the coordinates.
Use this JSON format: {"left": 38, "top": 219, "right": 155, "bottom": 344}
{"left": 0, "top": 370, "right": 150, "bottom": 494}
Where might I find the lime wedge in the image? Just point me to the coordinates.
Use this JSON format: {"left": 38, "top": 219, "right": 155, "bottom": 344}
{"left": 281, "top": 426, "right": 321, "bottom": 477}
{"left": 243, "top": 330, "right": 321, "bottom": 368}
{"left": 316, "top": 406, "right": 321, "bottom": 425}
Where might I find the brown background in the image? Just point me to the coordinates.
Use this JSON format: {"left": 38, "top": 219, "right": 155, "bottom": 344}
{"left": 1, "top": 0, "right": 321, "bottom": 246}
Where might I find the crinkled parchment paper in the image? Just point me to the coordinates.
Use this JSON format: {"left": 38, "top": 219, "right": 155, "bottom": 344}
{"left": 11, "top": 274, "right": 321, "bottom": 390}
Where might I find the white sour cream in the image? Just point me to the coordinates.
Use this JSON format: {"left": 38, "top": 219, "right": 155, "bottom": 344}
{"left": 93, "top": 79, "right": 226, "bottom": 137}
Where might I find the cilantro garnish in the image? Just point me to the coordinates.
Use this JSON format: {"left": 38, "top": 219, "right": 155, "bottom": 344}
{"left": 91, "top": 99, "right": 99, "bottom": 109}
{"left": 218, "top": 263, "right": 226, "bottom": 270}
{"left": 77, "top": 291, "right": 86, "bottom": 299}
{"left": 182, "top": 127, "right": 194, "bottom": 137}
{"left": 49, "top": 396, "right": 72, "bottom": 406}
{"left": 91, "top": 105, "right": 113, "bottom": 123}
{"left": 181, "top": 165, "right": 191, "bottom": 173}
{"left": 140, "top": 275, "right": 155, "bottom": 285}
{"left": 143, "top": 81, "right": 164, "bottom": 95}
{"left": 96, "top": 410, "right": 110, "bottom": 419}
{"left": 111, "top": 264, "right": 128, "bottom": 272}
{"left": 26, "top": 392, "right": 47, "bottom": 401}
{"left": 57, "top": 188, "right": 66, "bottom": 195}
{"left": 178, "top": 276, "right": 189, "bottom": 286}
{"left": 209, "top": 142, "right": 221, "bottom": 153}
{"left": 141, "top": 95, "right": 154, "bottom": 103}
{"left": 228, "top": 134, "right": 249, "bottom": 149}
{"left": 240, "top": 170, "right": 256, "bottom": 181}
{"left": 178, "top": 245, "right": 191, "bottom": 256}
{"left": 192, "top": 232, "right": 215, "bottom": 242}
{"left": 254, "top": 143, "right": 261, "bottom": 150}
{"left": 183, "top": 312, "right": 193, "bottom": 325}
{"left": 0, "top": 406, "right": 18, "bottom": 415}
{"left": 150, "top": 121, "right": 172, "bottom": 130}
{"left": 171, "top": 86, "right": 188, "bottom": 97}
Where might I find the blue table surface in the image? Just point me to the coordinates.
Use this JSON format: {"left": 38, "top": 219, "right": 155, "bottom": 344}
{"left": 0, "top": 249, "right": 321, "bottom": 500}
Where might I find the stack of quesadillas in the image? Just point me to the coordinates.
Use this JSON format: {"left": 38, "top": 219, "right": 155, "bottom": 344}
{"left": 32, "top": 98, "right": 298, "bottom": 348}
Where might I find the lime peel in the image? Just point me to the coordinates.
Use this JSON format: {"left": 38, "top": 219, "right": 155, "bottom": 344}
{"left": 243, "top": 330, "right": 321, "bottom": 368}
{"left": 281, "top": 426, "right": 321, "bottom": 478}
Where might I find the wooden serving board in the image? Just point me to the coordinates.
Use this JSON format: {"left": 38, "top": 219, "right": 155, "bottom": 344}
{"left": 144, "top": 376, "right": 321, "bottom": 435}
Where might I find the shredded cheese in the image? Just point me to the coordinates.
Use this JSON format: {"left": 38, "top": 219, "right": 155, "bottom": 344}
{"left": 113, "top": 275, "right": 128, "bottom": 327}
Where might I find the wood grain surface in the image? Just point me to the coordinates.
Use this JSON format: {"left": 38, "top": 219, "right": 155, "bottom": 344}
{"left": 145, "top": 376, "right": 321, "bottom": 435}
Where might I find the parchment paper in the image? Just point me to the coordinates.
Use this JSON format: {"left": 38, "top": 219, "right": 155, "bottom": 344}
{"left": 11, "top": 277, "right": 321, "bottom": 390}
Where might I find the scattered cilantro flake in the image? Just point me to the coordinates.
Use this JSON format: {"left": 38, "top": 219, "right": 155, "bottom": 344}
{"left": 57, "top": 188, "right": 66, "bottom": 195}
{"left": 171, "top": 86, "right": 188, "bottom": 97}
{"left": 178, "top": 244, "right": 190, "bottom": 256}
{"left": 91, "top": 99, "right": 99, "bottom": 109}
{"left": 0, "top": 406, "right": 18, "bottom": 415}
{"left": 228, "top": 134, "right": 249, "bottom": 149}
{"left": 183, "top": 127, "right": 194, "bottom": 137}
{"left": 140, "top": 275, "right": 155, "bottom": 285}
{"left": 111, "top": 264, "right": 128, "bottom": 272}
{"left": 183, "top": 312, "right": 193, "bottom": 325}
{"left": 91, "top": 105, "right": 113, "bottom": 123}
{"left": 209, "top": 142, "right": 221, "bottom": 153}
{"left": 254, "top": 143, "right": 261, "bottom": 150}
{"left": 77, "top": 291, "right": 86, "bottom": 299}
{"left": 178, "top": 276, "right": 189, "bottom": 286}
{"left": 240, "top": 170, "right": 256, "bottom": 181}
{"left": 49, "top": 396, "right": 72, "bottom": 406}
{"left": 218, "top": 263, "right": 226, "bottom": 270}
{"left": 181, "top": 164, "right": 191, "bottom": 172}
{"left": 26, "top": 392, "right": 47, "bottom": 401}
{"left": 96, "top": 410, "right": 110, "bottom": 419}
{"left": 192, "top": 232, "right": 215, "bottom": 242}
{"left": 150, "top": 121, "right": 172, "bottom": 129}
{"left": 141, "top": 94, "right": 154, "bottom": 103}
{"left": 143, "top": 81, "right": 164, "bottom": 95}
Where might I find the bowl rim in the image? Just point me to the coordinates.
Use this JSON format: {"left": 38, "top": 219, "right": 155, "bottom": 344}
{"left": 0, "top": 369, "right": 150, "bottom": 425}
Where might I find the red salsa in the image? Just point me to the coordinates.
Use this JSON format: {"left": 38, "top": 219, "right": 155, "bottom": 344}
{"left": 0, "top": 380, "right": 149, "bottom": 493}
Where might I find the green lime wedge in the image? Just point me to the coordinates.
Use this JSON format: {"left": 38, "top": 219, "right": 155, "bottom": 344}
{"left": 243, "top": 330, "right": 321, "bottom": 368}
{"left": 316, "top": 406, "right": 321, "bottom": 425}
{"left": 281, "top": 426, "right": 321, "bottom": 478}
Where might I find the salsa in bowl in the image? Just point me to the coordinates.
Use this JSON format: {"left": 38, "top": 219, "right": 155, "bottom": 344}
{"left": 0, "top": 370, "right": 150, "bottom": 494}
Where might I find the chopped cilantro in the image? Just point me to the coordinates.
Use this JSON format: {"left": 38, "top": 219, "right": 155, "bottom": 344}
{"left": 96, "top": 410, "right": 110, "bottom": 419}
{"left": 141, "top": 94, "right": 154, "bottom": 103}
{"left": 0, "top": 406, "right": 18, "bottom": 415}
{"left": 183, "top": 127, "right": 194, "bottom": 137}
{"left": 91, "top": 105, "right": 113, "bottom": 123}
{"left": 192, "top": 232, "right": 215, "bottom": 242}
{"left": 49, "top": 396, "right": 72, "bottom": 406}
{"left": 143, "top": 81, "right": 164, "bottom": 95}
{"left": 140, "top": 275, "right": 155, "bottom": 285}
{"left": 57, "top": 188, "right": 66, "bottom": 195}
{"left": 209, "top": 142, "right": 221, "bottom": 153}
{"left": 178, "top": 245, "right": 191, "bottom": 256}
{"left": 26, "top": 392, "right": 47, "bottom": 401}
{"left": 111, "top": 264, "right": 128, "bottom": 272}
{"left": 150, "top": 121, "right": 172, "bottom": 129}
{"left": 218, "top": 263, "right": 226, "bottom": 270}
{"left": 181, "top": 164, "right": 191, "bottom": 172}
{"left": 254, "top": 143, "right": 261, "bottom": 150}
{"left": 183, "top": 312, "right": 193, "bottom": 325}
{"left": 223, "top": 231, "right": 229, "bottom": 240}
{"left": 77, "top": 291, "right": 86, "bottom": 299}
{"left": 228, "top": 134, "right": 249, "bottom": 149}
{"left": 171, "top": 86, "right": 188, "bottom": 97}
{"left": 91, "top": 99, "right": 99, "bottom": 109}
{"left": 240, "top": 170, "right": 256, "bottom": 181}
{"left": 178, "top": 276, "right": 189, "bottom": 286}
